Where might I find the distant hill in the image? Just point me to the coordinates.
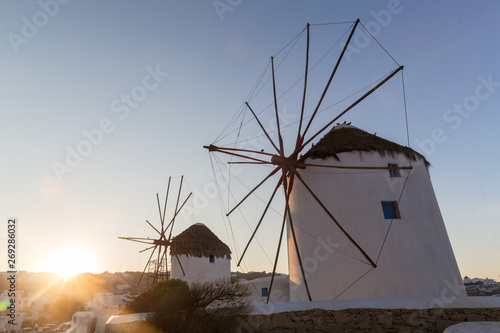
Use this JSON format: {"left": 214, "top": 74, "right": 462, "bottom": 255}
{"left": 231, "top": 271, "right": 280, "bottom": 282}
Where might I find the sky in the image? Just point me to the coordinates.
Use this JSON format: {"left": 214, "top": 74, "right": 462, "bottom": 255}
{"left": 0, "top": 1, "right": 499, "bottom": 281}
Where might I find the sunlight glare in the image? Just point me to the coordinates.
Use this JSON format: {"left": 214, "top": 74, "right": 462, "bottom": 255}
{"left": 45, "top": 245, "right": 96, "bottom": 278}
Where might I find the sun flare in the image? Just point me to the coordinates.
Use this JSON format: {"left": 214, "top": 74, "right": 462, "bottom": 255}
{"left": 45, "top": 245, "right": 96, "bottom": 278}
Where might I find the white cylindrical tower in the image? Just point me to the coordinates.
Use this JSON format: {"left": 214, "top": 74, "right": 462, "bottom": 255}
{"left": 170, "top": 223, "right": 231, "bottom": 285}
{"left": 288, "top": 125, "right": 465, "bottom": 301}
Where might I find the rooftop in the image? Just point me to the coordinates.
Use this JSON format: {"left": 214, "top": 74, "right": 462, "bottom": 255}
{"left": 300, "top": 124, "right": 429, "bottom": 167}
{"left": 171, "top": 223, "right": 231, "bottom": 259}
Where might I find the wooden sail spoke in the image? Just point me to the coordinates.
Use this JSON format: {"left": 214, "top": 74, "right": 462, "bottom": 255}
{"left": 226, "top": 166, "right": 280, "bottom": 217}
{"left": 267, "top": 204, "right": 287, "bottom": 304}
{"left": 161, "top": 177, "right": 171, "bottom": 228}
{"left": 245, "top": 102, "right": 281, "bottom": 154}
{"left": 175, "top": 254, "right": 186, "bottom": 276}
{"left": 119, "top": 236, "right": 154, "bottom": 241}
{"left": 204, "top": 144, "right": 271, "bottom": 164}
{"left": 296, "top": 23, "right": 310, "bottom": 150}
{"left": 167, "top": 176, "right": 184, "bottom": 240}
{"left": 237, "top": 176, "right": 284, "bottom": 267}
{"left": 118, "top": 237, "right": 155, "bottom": 246}
{"left": 155, "top": 245, "right": 162, "bottom": 278}
{"left": 156, "top": 193, "right": 163, "bottom": 229}
{"left": 164, "top": 192, "right": 193, "bottom": 240}
{"left": 284, "top": 186, "right": 312, "bottom": 301}
{"left": 299, "top": 65, "right": 404, "bottom": 153}
{"left": 228, "top": 161, "right": 272, "bottom": 165}
{"left": 271, "top": 57, "right": 285, "bottom": 155}
{"left": 290, "top": 167, "right": 377, "bottom": 268}
{"left": 209, "top": 146, "right": 276, "bottom": 157}
{"left": 139, "top": 244, "right": 158, "bottom": 284}
{"left": 139, "top": 245, "right": 156, "bottom": 253}
{"left": 145, "top": 220, "right": 162, "bottom": 236}
{"left": 300, "top": 19, "right": 360, "bottom": 142}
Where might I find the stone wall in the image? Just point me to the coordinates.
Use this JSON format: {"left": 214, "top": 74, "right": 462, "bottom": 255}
{"left": 237, "top": 307, "right": 500, "bottom": 333}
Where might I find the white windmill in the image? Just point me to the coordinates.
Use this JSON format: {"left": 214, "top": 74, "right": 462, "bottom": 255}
{"left": 205, "top": 19, "right": 465, "bottom": 303}
{"left": 170, "top": 222, "right": 231, "bottom": 285}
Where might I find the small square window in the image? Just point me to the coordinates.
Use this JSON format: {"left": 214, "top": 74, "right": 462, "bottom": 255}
{"left": 381, "top": 201, "right": 400, "bottom": 219}
{"left": 261, "top": 287, "right": 268, "bottom": 297}
{"left": 388, "top": 163, "right": 401, "bottom": 178}
{"left": 209, "top": 255, "right": 215, "bottom": 263}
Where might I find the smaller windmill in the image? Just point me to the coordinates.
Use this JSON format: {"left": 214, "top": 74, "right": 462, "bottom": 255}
{"left": 119, "top": 176, "right": 192, "bottom": 285}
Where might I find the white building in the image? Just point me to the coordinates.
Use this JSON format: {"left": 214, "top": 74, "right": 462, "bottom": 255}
{"left": 90, "top": 293, "right": 130, "bottom": 311}
{"left": 0, "top": 289, "right": 55, "bottom": 330}
{"left": 67, "top": 293, "right": 129, "bottom": 333}
{"left": 246, "top": 275, "right": 290, "bottom": 305}
{"left": 170, "top": 223, "right": 231, "bottom": 285}
{"left": 67, "top": 310, "right": 118, "bottom": 333}
{"left": 464, "top": 277, "right": 499, "bottom": 286}
{"left": 288, "top": 125, "right": 466, "bottom": 301}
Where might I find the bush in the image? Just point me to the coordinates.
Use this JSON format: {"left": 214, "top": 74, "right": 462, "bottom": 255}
{"left": 126, "top": 278, "right": 191, "bottom": 314}
{"left": 126, "top": 279, "right": 250, "bottom": 333}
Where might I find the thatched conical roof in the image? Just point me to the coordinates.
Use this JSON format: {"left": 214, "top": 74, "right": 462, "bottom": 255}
{"left": 171, "top": 223, "right": 231, "bottom": 259}
{"left": 300, "top": 125, "right": 429, "bottom": 167}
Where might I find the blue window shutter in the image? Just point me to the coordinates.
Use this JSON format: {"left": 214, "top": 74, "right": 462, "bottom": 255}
{"left": 388, "top": 163, "right": 401, "bottom": 178}
{"left": 262, "top": 287, "right": 268, "bottom": 297}
{"left": 381, "top": 202, "right": 400, "bottom": 219}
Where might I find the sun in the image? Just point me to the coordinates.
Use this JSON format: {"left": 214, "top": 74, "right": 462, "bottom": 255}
{"left": 44, "top": 245, "right": 96, "bottom": 278}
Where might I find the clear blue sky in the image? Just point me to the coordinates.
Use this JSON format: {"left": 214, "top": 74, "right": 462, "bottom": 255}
{"left": 0, "top": 0, "right": 499, "bottom": 280}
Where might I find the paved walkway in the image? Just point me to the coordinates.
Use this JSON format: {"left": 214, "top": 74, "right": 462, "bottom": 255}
{"left": 444, "top": 322, "right": 500, "bottom": 333}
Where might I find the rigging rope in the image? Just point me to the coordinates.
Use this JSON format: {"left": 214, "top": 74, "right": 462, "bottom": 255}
{"left": 360, "top": 22, "right": 400, "bottom": 66}
{"left": 375, "top": 167, "right": 412, "bottom": 264}
{"left": 211, "top": 153, "right": 274, "bottom": 266}
{"left": 310, "top": 21, "right": 356, "bottom": 27}
{"left": 273, "top": 25, "right": 307, "bottom": 58}
{"left": 209, "top": 153, "right": 242, "bottom": 262}
{"left": 214, "top": 24, "right": 352, "bottom": 144}
{"left": 402, "top": 70, "right": 411, "bottom": 147}
{"left": 213, "top": 154, "right": 282, "bottom": 217}
{"left": 333, "top": 267, "right": 375, "bottom": 300}
{"left": 217, "top": 67, "right": 397, "bottom": 149}
{"left": 214, "top": 59, "right": 270, "bottom": 144}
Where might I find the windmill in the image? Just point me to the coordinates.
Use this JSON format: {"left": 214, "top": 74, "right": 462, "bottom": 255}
{"left": 119, "top": 176, "right": 192, "bottom": 285}
{"left": 204, "top": 19, "right": 415, "bottom": 303}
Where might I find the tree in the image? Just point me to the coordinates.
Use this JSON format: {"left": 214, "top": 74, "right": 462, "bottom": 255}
{"left": 186, "top": 281, "right": 250, "bottom": 333}
{"left": 125, "top": 279, "right": 191, "bottom": 313}
{"left": 126, "top": 279, "right": 250, "bottom": 333}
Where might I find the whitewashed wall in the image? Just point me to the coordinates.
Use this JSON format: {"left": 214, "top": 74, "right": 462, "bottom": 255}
{"left": 171, "top": 254, "right": 230, "bottom": 285}
{"left": 287, "top": 150, "right": 465, "bottom": 301}
{"left": 246, "top": 275, "right": 290, "bottom": 305}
